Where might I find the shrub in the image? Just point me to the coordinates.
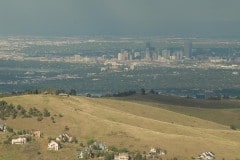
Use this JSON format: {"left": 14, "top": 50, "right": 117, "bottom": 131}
{"left": 6, "top": 126, "right": 13, "bottom": 133}
{"left": 87, "top": 139, "right": 95, "bottom": 146}
{"left": 80, "top": 143, "right": 84, "bottom": 147}
{"left": 108, "top": 145, "right": 118, "bottom": 152}
{"left": 48, "top": 137, "right": 54, "bottom": 142}
{"left": 104, "top": 153, "right": 114, "bottom": 160}
{"left": 64, "top": 125, "right": 69, "bottom": 131}
{"left": 119, "top": 148, "right": 129, "bottom": 153}
{"left": 43, "top": 108, "right": 50, "bottom": 117}
{"left": 134, "top": 152, "right": 143, "bottom": 160}
{"left": 230, "top": 124, "right": 237, "bottom": 130}
{"left": 17, "top": 105, "right": 22, "bottom": 110}
{"left": 3, "top": 140, "right": 11, "bottom": 144}
{"left": 37, "top": 116, "right": 43, "bottom": 121}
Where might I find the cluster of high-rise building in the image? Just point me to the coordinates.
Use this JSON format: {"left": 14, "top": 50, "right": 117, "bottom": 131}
{"left": 117, "top": 41, "right": 192, "bottom": 62}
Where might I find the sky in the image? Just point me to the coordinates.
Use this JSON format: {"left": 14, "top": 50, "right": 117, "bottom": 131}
{"left": 0, "top": 0, "right": 240, "bottom": 37}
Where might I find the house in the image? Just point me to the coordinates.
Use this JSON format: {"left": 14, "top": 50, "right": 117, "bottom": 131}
{"left": 48, "top": 140, "right": 60, "bottom": 151}
{"left": 56, "top": 133, "right": 73, "bottom": 143}
{"left": 59, "top": 93, "right": 69, "bottom": 97}
{"left": 12, "top": 137, "right": 27, "bottom": 144}
{"left": 195, "top": 152, "right": 215, "bottom": 160}
{"left": 149, "top": 147, "right": 166, "bottom": 156}
{"left": 90, "top": 141, "right": 107, "bottom": 150}
{"left": 149, "top": 147, "right": 157, "bottom": 154}
{"left": 114, "top": 153, "right": 129, "bottom": 160}
{"left": 77, "top": 148, "right": 94, "bottom": 159}
{"left": 31, "top": 130, "right": 41, "bottom": 138}
{"left": 0, "top": 124, "right": 6, "bottom": 132}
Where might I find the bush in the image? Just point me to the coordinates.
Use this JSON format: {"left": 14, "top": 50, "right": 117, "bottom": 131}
{"left": 80, "top": 143, "right": 84, "bottom": 147}
{"left": 104, "top": 153, "right": 114, "bottom": 160}
{"left": 230, "top": 124, "right": 237, "bottom": 130}
{"left": 64, "top": 125, "right": 69, "bottom": 131}
{"left": 37, "top": 116, "right": 43, "bottom": 121}
{"left": 17, "top": 130, "right": 23, "bottom": 135}
{"left": 43, "top": 108, "right": 50, "bottom": 117}
{"left": 87, "top": 139, "right": 95, "bottom": 146}
{"left": 6, "top": 127, "right": 14, "bottom": 133}
{"left": 108, "top": 145, "right": 118, "bottom": 152}
{"left": 141, "top": 88, "right": 145, "bottom": 95}
{"left": 3, "top": 140, "right": 11, "bottom": 144}
{"left": 119, "top": 148, "right": 129, "bottom": 153}
{"left": 134, "top": 152, "right": 143, "bottom": 160}
{"left": 48, "top": 137, "right": 54, "bottom": 142}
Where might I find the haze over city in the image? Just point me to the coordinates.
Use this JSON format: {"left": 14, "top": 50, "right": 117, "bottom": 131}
{"left": 1, "top": 0, "right": 240, "bottom": 37}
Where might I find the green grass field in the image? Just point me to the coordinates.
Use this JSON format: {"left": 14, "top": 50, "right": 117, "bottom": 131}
{"left": 0, "top": 94, "right": 240, "bottom": 160}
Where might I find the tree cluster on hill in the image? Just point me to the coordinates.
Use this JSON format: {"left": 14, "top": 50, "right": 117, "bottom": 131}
{"left": 104, "top": 90, "right": 136, "bottom": 97}
{"left": 0, "top": 100, "right": 51, "bottom": 121}
{"left": 23, "top": 88, "right": 77, "bottom": 96}
{"left": 55, "top": 89, "right": 77, "bottom": 96}
{"left": 112, "top": 90, "right": 136, "bottom": 97}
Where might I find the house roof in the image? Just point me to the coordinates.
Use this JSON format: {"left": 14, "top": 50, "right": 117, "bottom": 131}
{"left": 49, "top": 140, "right": 59, "bottom": 145}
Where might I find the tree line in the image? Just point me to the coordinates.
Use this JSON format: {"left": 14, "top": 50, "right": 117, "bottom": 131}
{"left": 0, "top": 100, "right": 51, "bottom": 121}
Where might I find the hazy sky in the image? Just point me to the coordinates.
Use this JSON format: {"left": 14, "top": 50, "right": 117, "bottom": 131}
{"left": 1, "top": 0, "right": 240, "bottom": 37}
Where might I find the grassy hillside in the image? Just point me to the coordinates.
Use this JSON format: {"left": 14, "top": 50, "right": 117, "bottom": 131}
{"left": 117, "top": 94, "right": 240, "bottom": 128}
{"left": 0, "top": 94, "right": 240, "bottom": 160}
{"left": 117, "top": 93, "right": 240, "bottom": 108}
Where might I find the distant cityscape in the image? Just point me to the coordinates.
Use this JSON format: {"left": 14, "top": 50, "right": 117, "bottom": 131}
{"left": 0, "top": 36, "right": 240, "bottom": 97}
{"left": 1, "top": 37, "right": 240, "bottom": 68}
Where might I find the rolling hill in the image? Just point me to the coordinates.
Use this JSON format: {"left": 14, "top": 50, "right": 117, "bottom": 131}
{"left": 0, "top": 94, "right": 240, "bottom": 160}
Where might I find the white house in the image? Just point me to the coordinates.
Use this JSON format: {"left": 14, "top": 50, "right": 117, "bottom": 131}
{"left": 114, "top": 153, "right": 129, "bottom": 160}
{"left": 150, "top": 147, "right": 157, "bottom": 154}
{"left": 58, "top": 93, "right": 69, "bottom": 97}
{"left": 149, "top": 147, "right": 166, "bottom": 155}
{"left": 196, "top": 152, "right": 215, "bottom": 160}
{"left": 48, "top": 140, "right": 60, "bottom": 151}
{"left": 12, "top": 137, "right": 27, "bottom": 144}
{"left": 56, "top": 133, "right": 73, "bottom": 143}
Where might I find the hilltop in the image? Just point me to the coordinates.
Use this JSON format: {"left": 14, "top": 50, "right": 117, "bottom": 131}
{"left": 0, "top": 94, "right": 240, "bottom": 160}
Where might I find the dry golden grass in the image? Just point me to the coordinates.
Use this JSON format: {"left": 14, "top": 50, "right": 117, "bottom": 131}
{"left": 0, "top": 94, "right": 240, "bottom": 160}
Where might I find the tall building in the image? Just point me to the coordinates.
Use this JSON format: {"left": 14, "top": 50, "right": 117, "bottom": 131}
{"left": 145, "top": 48, "right": 151, "bottom": 61}
{"left": 117, "top": 50, "right": 128, "bottom": 61}
{"left": 162, "top": 49, "right": 171, "bottom": 59}
{"left": 174, "top": 51, "right": 183, "bottom": 60}
{"left": 152, "top": 52, "right": 158, "bottom": 61}
{"left": 184, "top": 41, "right": 192, "bottom": 58}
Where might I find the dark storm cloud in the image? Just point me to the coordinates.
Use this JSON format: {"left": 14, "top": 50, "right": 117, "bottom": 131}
{"left": 0, "top": 0, "right": 240, "bottom": 37}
